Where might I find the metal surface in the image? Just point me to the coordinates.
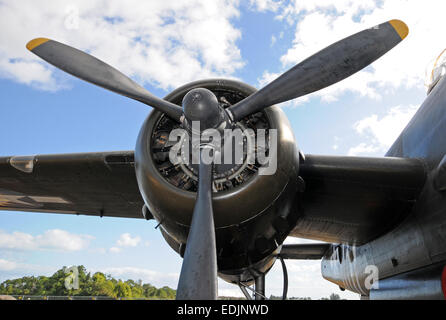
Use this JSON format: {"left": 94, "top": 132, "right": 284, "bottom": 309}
{"left": 291, "top": 155, "right": 426, "bottom": 244}
{"left": 279, "top": 243, "right": 331, "bottom": 260}
{"left": 176, "top": 150, "right": 217, "bottom": 299}
{"left": 238, "top": 282, "right": 267, "bottom": 299}
{"left": 321, "top": 74, "right": 446, "bottom": 298}
{"left": 182, "top": 88, "right": 225, "bottom": 131}
{"left": 370, "top": 263, "right": 446, "bottom": 300}
{"left": 0, "top": 151, "right": 144, "bottom": 219}
{"left": 150, "top": 93, "right": 269, "bottom": 193}
{"left": 238, "top": 283, "right": 252, "bottom": 300}
{"left": 433, "top": 154, "right": 446, "bottom": 191}
{"left": 279, "top": 257, "right": 288, "bottom": 300}
{"left": 254, "top": 274, "right": 265, "bottom": 300}
{"left": 27, "top": 39, "right": 183, "bottom": 121}
{"left": 135, "top": 79, "right": 300, "bottom": 282}
{"left": 228, "top": 20, "right": 407, "bottom": 121}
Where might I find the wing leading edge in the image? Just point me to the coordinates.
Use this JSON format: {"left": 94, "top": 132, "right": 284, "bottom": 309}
{"left": 0, "top": 151, "right": 145, "bottom": 219}
{"left": 290, "top": 155, "right": 427, "bottom": 245}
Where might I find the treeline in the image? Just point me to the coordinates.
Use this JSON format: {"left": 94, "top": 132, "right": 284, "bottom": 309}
{"left": 0, "top": 265, "right": 176, "bottom": 299}
{"left": 269, "top": 293, "right": 342, "bottom": 300}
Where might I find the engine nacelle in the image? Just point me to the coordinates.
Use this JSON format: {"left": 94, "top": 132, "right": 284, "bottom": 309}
{"left": 135, "top": 79, "right": 301, "bottom": 283}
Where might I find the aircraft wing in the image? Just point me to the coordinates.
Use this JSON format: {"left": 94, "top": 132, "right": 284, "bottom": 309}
{"left": 0, "top": 151, "right": 145, "bottom": 219}
{"left": 0, "top": 151, "right": 428, "bottom": 243}
{"left": 290, "top": 155, "right": 427, "bottom": 245}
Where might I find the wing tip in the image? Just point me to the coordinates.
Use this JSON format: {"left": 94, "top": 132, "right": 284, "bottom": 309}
{"left": 389, "top": 19, "right": 409, "bottom": 40}
{"left": 26, "top": 38, "right": 50, "bottom": 51}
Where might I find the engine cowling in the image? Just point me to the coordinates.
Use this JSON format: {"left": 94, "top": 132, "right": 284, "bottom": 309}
{"left": 135, "top": 79, "right": 301, "bottom": 283}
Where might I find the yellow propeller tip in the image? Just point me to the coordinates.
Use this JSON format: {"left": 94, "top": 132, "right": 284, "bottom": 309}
{"left": 389, "top": 19, "right": 409, "bottom": 39}
{"left": 26, "top": 38, "right": 50, "bottom": 51}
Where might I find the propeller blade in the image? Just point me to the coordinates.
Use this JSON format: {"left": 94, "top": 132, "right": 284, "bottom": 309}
{"left": 26, "top": 38, "right": 183, "bottom": 121}
{"left": 227, "top": 19, "right": 409, "bottom": 121}
{"left": 176, "top": 149, "right": 217, "bottom": 300}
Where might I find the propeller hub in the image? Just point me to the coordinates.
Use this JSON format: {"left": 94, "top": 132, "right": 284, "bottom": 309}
{"left": 182, "top": 88, "right": 225, "bottom": 131}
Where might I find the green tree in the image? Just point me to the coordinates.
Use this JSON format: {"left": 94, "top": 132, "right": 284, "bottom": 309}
{"left": 0, "top": 266, "right": 176, "bottom": 300}
{"left": 91, "top": 272, "right": 115, "bottom": 297}
{"left": 114, "top": 280, "right": 132, "bottom": 298}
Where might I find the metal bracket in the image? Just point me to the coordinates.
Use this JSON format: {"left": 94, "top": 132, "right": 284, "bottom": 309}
{"left": 238, "top": 281, "right": 267, "bottom": 300}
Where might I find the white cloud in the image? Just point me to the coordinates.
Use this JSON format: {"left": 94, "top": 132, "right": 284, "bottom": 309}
{"left": 347, "top": 143, "right": 381, "bottom": 157}
{"left": 348, "top": 104, "right": 418, "bottom": 156}
{"left": 102, "top": 266, "right": 179, "bottom": 288}
{"left": 0, "top": 0, "right": 243, "bottom": 91}
{"left": 217, "top": 287, "right": 244, "bottom": 298}
{"left": 108, "top": 233, "right": 141, "bottom": 253}
{"left": 0, "top": 258, "right": 18, "bottom": 271}
{"left": 257, "top": 71, "right": 309, "bottom": 107}
{"left": 354, "top": 105, "right": 418, "bottom": 146}
{"left": 90, "top": 247, "right": 106, "bottom": 254}
{"left": 332, "top": 136, "right": 340, "bottom": 150}
{"left": 271, "top": 35, "right": 277, "bottom": 46}
{"left": 116, "top": 233, "right": 141, "bottom": 247}
{"left": 258, "top": 71, "right": 280, "bottom": 88}
{"left": 37, "top": 229, "right": 94, "bottom": 251}
{"left": 249, "top": 0, "right": 281, "bottom": 12}
{"left": 109, "top": 247, "right": 122, "bottom": 254}
{"left": 255, "top": 0, "right": 446, "bottom": 102}
{"left": 284, "top": 237, "right": 321, "bottom": 245}
{"left": 0, "top": 231, "right": 34, "bottom": 250}
{"left": 0, "top": 229, "right": 93, "bottom": 251}
{"left": 0, "top": 259, "right": 55, "bottom": 280}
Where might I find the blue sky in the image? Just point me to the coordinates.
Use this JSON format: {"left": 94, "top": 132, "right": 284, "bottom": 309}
{"left": 0, "top": 0, "right": 444, "bottom": 299}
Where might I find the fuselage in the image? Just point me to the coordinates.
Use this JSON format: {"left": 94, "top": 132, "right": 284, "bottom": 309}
{"left": 321, "top": 74, "right": 446, "bottom": 298}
